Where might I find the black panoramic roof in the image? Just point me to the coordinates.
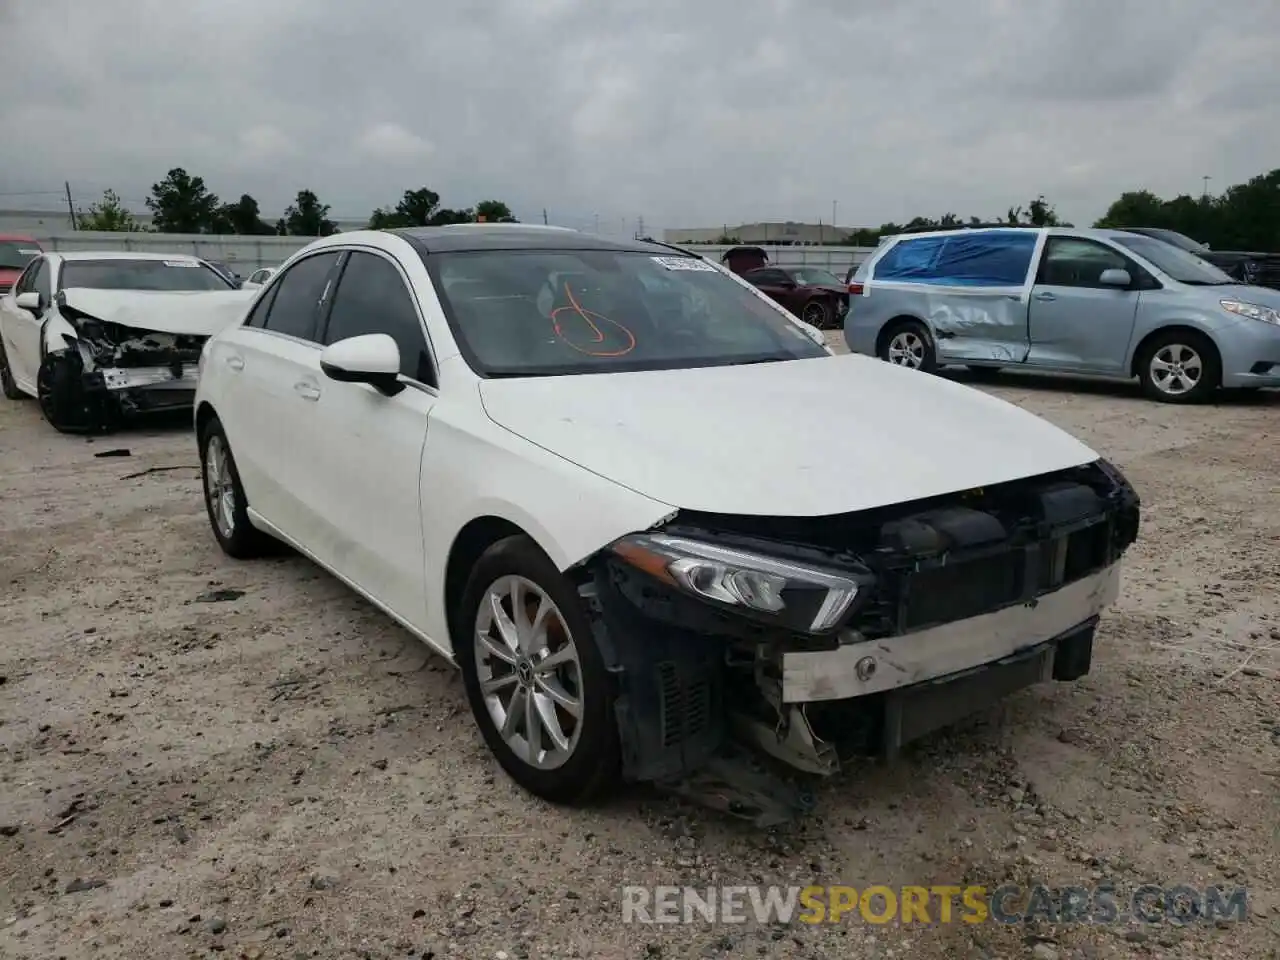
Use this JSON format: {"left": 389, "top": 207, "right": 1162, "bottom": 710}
{"left": 388, "top": 224, "right": 671, "bottom": 256}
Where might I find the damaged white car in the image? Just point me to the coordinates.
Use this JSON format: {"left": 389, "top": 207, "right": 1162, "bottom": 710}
{"left": 0, "top": 251, "right": 256, "bottom": 432}
{"left": 194, "top": 226, "right": 1141, "bottom": 825}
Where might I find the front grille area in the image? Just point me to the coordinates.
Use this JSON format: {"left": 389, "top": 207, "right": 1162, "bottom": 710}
{"left": 657, "top": 660, "right": 713, "bottom": 748}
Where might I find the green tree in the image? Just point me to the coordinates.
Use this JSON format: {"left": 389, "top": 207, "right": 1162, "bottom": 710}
{"left": 474, "top": 200, "right": 518, "bottom": 223}
{"left": 215, "top": 194, "right": 274, "bottom": 235}
{"left": 430, "top": 207, "right": 474, "bottom": 225}
{"left": 284, "top": 189, "right": 337, "bottom": 236}
{"left": 146, "top": 167, "right": 221, "bottom": 233}
{"left": 77, "top": 190, "right": 145, "bottom": 232}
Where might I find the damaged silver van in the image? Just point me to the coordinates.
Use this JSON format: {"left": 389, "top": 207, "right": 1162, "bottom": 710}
{"left": 0, "top": 251, "right": 256, "bottom": 432}
{"left": 844, "top": 226, "right": 1280, "bottom": 402}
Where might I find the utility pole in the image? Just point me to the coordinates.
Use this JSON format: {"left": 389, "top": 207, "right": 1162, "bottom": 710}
{"left": 64, "top": 181, "right": 78, "bottom": 230}
{"left": 542, "top": 208, "right": 548, "bottom": 225}
{"left": 1202, "top": 176, "right": 1210, "bottom": 201}
{"left": 832, "top": 200, "right": 837, "bottom": 232}
{"left": 635, "top": 215, "right": 645, "bottom": 239}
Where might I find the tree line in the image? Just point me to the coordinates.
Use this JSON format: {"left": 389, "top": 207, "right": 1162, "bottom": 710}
{"left": 702, "top": 167, "right": 1280, "bottom": 253}
{"left": 73, "top": 168, "right": 518, "bottom": 236}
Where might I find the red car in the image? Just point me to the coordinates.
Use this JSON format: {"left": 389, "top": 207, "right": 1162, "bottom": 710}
{"left": 741, "top": 263, "right": 850, "bottom": 329}
{"left": 0, "top": 235, "right": 43, "bottom": 295}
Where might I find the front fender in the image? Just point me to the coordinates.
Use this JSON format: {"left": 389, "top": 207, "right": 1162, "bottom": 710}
{"left": 40, "top": 310, "right": 80, "bottom": 359}
{"left": 419, "top": 411, "right": 676, "bottom": 650}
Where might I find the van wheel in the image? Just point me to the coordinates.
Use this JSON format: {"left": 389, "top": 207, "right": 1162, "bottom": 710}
{"left": 456, "top": 535, "right": 621, "bottom": 805}
{"left": 879, "top": 320, "right": 937, "bottom": 373}
{"left": 1138, "top": 331, "right": 1220, "bottom": 404}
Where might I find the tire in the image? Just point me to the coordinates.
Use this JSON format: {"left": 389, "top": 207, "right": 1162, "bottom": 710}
{"left": 36, "top": 350, "right": 104, "bottom": 433}
{"left": 456, "top": 534, "right": 621, "bottom": 805}
{"left": 0, "top": 337, "right": 23, "bottom": 400}
{"left": 198, "top": 417, "right": 275, "bottom": 559}
{"left": 878, "top": 319, "right": 937, "bottom": 373}
{"left": 801, "top": 299, "right": 832, "bottom": 330}
{"left": 1137, "top": 330, "right": 1220, "bottom": 404}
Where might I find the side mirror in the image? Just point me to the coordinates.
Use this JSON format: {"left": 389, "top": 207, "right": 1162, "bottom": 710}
{"left": 319, "top": 333, "right": 404, "bottom": 396}
{"left": 15, "top": 291, "right": 41, "bottom": 312}
{"left": 1099, "top": 268, "right": 1131, "bottom": 288}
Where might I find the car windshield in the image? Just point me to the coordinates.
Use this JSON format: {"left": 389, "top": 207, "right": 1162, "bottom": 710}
{"left": 1139, "top": 229, "right": 1207, "bottom": 253}
{"left": 0, "top": 241, "right": 41, "bottom": 270}
{"left": 788, "top": 267, "right": 842, "bottom": 286}
{"left": 1112, "top": 236, "right": 1237, "bottom": 285}
{"left": 59, "top": 258, "right": 234, "bottom": 291}
{"left": 428, "top": 249, "right": 827, "bottom": 377}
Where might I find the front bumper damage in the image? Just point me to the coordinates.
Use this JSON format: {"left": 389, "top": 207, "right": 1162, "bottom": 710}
{"left": 573, "top": 459, "right": 1141, "bottom": 825}
{"left": 41, "top": 301, "right": 206, "bottom": 432}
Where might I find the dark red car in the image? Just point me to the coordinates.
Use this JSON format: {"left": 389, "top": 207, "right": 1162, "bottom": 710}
{"left": 741, "top": 264, "right": 849, "bottom": 329}
{"left": 0, "top": 234, "right": 43, "bottom": 295}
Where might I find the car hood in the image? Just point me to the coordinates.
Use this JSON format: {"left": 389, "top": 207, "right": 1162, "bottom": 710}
{"left": 477, "top": 354, "right": 1099, "bottom": 517}
{"left": 59, "top": 287, "right": 257, "bottom": 336}
{"left": 1180, "top": 283, "right": 1280, "bottom": 310}
{"left": 806, "top": 283, "right": 849, "bottom": 296}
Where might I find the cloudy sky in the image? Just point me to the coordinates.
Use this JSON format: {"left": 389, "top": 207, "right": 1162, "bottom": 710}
{"left": 2, "top": 0, "right": 1277, "bottom": 236}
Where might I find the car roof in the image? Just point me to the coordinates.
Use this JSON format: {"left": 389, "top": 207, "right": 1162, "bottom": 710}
{"left": 53, "top": 250, "right": 204, "bottom": 263}
{"left": 887, "top": 226, "right": 1137, "bottom": 244}
{"left": 385, "top": 224, "right": 672, "bottom": 256}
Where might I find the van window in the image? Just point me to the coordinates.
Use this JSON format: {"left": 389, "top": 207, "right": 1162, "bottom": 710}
{"left": 874, "top": 231, "right": 1036, "bottom": 286}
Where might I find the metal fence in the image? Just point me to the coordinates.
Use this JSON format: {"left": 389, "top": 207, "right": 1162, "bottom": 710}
{"left": 29, "top": 232, "right": 878, "bottom": 278}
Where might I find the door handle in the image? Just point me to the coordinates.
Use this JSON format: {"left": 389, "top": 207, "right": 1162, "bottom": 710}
{"left": 1033, "top": 292, "right": 1056, "bottom": 302}
{"left": 225, "top": 355, "right": 245, "bottom": 371}
{"left": 294, "top": 381, "right": 321, "bottom": 401}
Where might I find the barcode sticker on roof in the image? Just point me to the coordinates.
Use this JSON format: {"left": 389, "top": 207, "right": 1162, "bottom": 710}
{"left": 651, "top": 256, "right": 717, "bottom": 272}
{"left": 18, "top": 248, "right": 40, "bottom": 255}
{"left": 163, "top": 260, "right": 199, "bottom": 267}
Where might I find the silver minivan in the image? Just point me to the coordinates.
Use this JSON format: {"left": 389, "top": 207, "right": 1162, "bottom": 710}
{"left": 843, "top": 226, "right": 1280, "bottom": 402}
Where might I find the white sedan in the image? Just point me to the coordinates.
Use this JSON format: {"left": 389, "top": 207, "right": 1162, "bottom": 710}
{"left": 242, "top": 266, "right": 277, "bottom": 290}
{"left": 193, "top": 225, "right": 1141, "bottom": 823}
{"left": 0, "top": 251, "right": 255, "bottom": 432}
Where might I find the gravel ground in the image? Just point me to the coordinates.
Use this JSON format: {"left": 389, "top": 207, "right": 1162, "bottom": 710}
{"left": 1, "top": 366, "right": 1278, "bottom": 960}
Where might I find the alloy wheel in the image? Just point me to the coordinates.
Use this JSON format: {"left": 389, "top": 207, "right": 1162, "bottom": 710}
{"left": 887, "top": 330, "right": 927, "bottom": 369}
{"left": 1149, "top": 343, "right": 1203, "bottom": 397}
{"left": 473, "top": 575, "right": 584, "bottom": 770}
{"left": 204, "top": 434, "right": 237, "bottom": 539}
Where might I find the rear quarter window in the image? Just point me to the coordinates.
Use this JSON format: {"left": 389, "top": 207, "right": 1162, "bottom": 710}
{"left": 873, "top": 231, "right": 1036, "bottom": 286}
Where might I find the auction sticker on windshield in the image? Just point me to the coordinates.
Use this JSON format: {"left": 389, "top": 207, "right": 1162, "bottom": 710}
{"left": 163, "top": 260, "right": 200, "bottom": 267}
{"left": 651, "top": 256, "right": 717, "bottom": 272}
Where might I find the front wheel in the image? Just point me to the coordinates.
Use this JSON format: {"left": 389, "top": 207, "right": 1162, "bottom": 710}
{"left": 801, "top": 299, "right": 832, "bottom": 330}
{"left": 456, "top": 535, "right": 620, "bottom": 805}
{"left": 37, "top": 350, "right": 106, "bottom": 433}
{"left": 879, "top": 320, "right": 937, "bottom": 373}
{"left": 1137, "top": 331, "right": 1220, "bottom": 404}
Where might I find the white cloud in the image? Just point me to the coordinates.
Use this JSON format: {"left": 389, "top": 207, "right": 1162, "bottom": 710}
{"left": 0, "top": 0, "right": 1276, "bottom": 232}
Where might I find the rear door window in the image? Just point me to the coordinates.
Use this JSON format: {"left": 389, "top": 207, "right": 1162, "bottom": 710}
{"left": 260, "top": 252, "right": 341, "bottom": 342}
{"left": 875, "top": 232, "right": 1035, "bottom": 286}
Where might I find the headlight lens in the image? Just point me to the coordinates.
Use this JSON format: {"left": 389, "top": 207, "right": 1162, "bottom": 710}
{"left": 610, "top": 533, "right": 865, "bottom": 633}
{"left": 1220, "top": 299, "right": 1280, "bottom": 326}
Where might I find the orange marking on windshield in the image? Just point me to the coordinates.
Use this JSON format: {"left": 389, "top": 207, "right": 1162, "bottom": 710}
{"left": 550, "top": 281, "right": 636, "bottom": 357}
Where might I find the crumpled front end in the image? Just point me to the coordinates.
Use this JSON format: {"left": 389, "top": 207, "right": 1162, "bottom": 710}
{"left": 40, "top": 299, "right": 210, "bottom": 432}
{"left": 572, "top": 459, "right": 1141, "bottom": 826}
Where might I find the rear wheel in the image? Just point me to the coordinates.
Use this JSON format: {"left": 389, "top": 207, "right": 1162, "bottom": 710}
{"left": 0, "top": 337, "right": 23, "bottom": 400}
{"left": 456, "top": 535, "right": 621, "bottom": 805}
{"left": 198, "top": 417, "right": 275, "bottom": 558}
{"left": 1137, "top": 331, "right": 1220, "bottom": 404}
{"left": 879, "top": 320, "right": 937, "bottom": 373}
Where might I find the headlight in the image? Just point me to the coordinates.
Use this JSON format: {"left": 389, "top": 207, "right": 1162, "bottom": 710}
{"left": 1220, "top": 299, "right": 1280, "bottom": 326}
{"left": 609, "top": 533, "right": 867, "bottom": 633}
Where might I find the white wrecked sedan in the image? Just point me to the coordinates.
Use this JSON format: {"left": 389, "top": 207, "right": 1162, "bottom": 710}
{"left": 0, "top": 251, "right": 256, "bottom": 432}
{"left": 193, "top": 225, "right": 1141, "bottom": 825}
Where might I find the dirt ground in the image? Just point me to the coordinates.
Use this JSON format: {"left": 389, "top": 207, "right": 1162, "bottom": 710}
{"left": 1, "top": 366, "right": 1278, "bottom": 960}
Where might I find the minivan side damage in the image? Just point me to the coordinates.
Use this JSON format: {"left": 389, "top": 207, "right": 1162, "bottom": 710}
{"left": 571, "top": 459, "right": 1141, "bottom": 826}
